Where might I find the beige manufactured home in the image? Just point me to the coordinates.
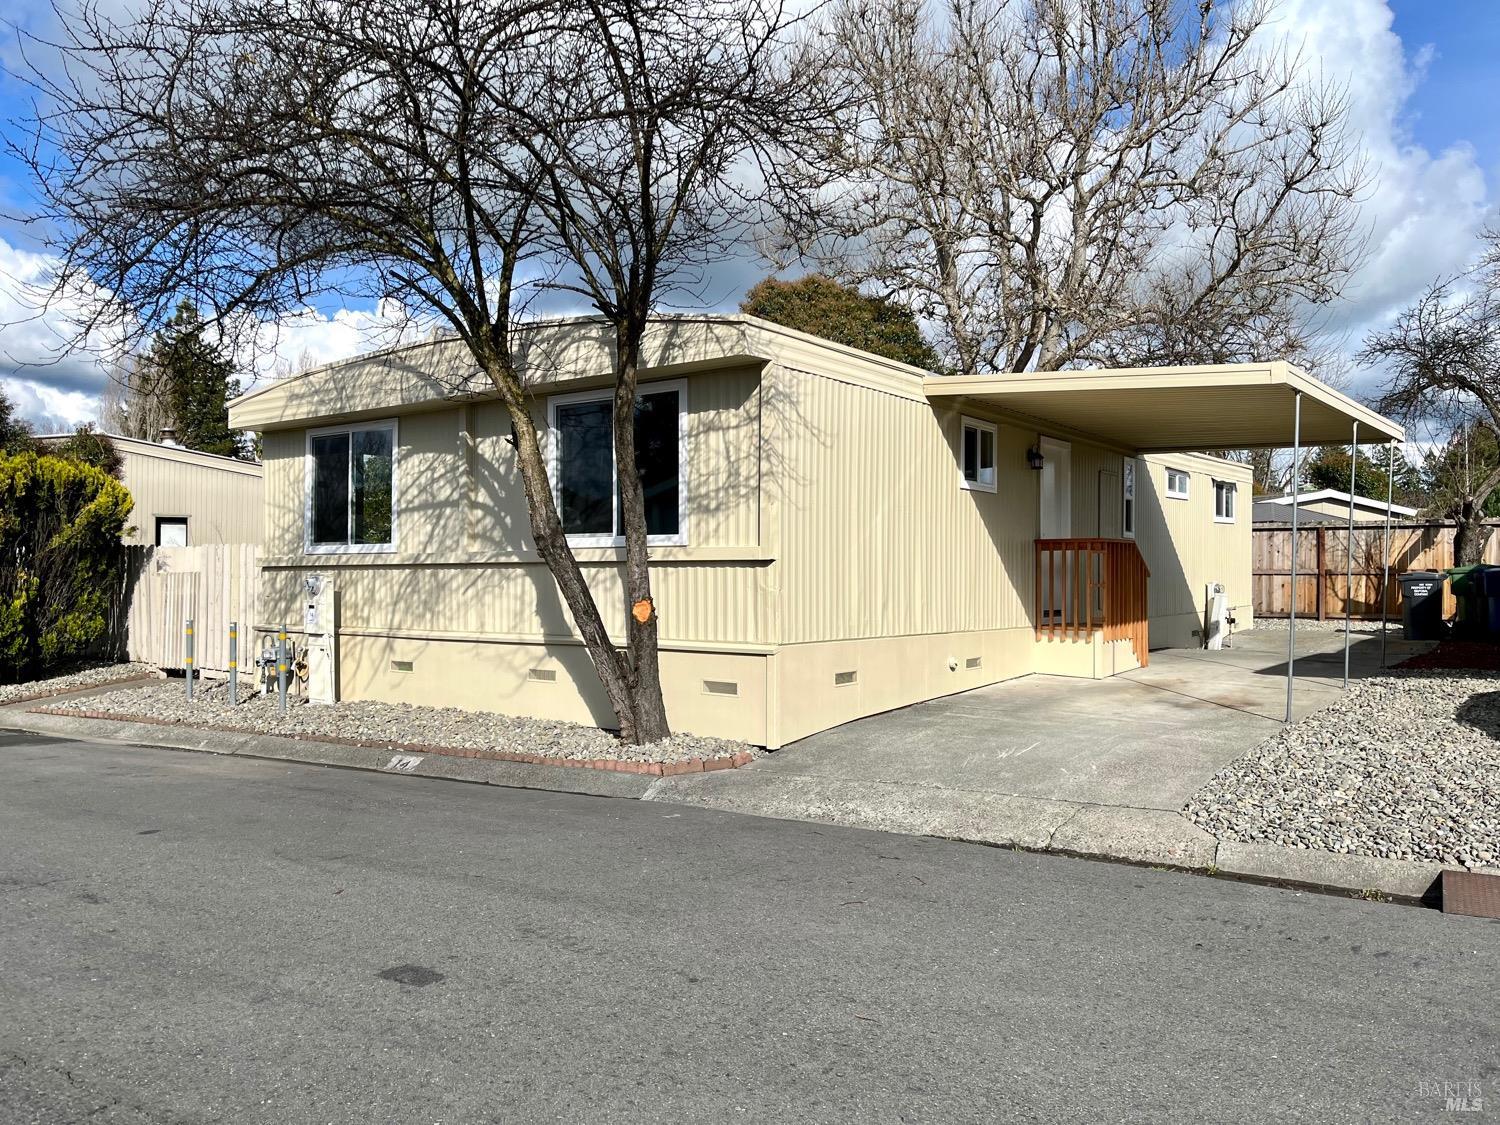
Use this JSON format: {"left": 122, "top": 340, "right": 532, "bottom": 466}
{"left": 228, "top": 315, "right": 1401, "bottom": 747}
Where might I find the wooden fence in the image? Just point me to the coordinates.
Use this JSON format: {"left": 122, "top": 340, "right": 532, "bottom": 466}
{"left": 1252, "top": 522, "right": 1500, "bottom": 620}
{"left": 121, "top": 545, "right": 261, "bottom": 672}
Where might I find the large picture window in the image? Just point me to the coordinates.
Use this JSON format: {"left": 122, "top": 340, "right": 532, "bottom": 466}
{"left": 306, "top": 421, "right": 396, "bottom": 551}
{"left": 549, "top": 382, "right": 686, "bottom": 546}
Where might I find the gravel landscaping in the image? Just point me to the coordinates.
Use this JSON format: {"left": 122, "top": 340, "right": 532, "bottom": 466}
{"left": 0, "top": 663, "right": 158, "bottom": 705}
{"left": 43, "top": 679, "right": 760, "bottom": 765}
{"left": 1185, "top": 667, "right": 1500, "bottom": 868}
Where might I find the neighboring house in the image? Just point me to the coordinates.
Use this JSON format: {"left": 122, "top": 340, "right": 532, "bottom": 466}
{"left": 1254, "top": 489, "right": 1418, "bottom": 525}
{"left": 38, "top": 432, "right": 264, "bottom": 546}
{"left": 227, "top": 315, "right": 1401, "bottom": 747}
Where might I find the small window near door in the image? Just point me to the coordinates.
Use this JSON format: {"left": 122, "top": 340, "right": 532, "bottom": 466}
{"left": 960, "top": 417, "right": 997, "bottom": 493}
{"left": 1214, "top": 480, "right": 1237, "bottom": 523}
{"left": 1122, "top": 459, "right": 1137, "bottom": 537}
{"left": 155, "top": 517, "right": 188, "bottom": 546}
{"left": 1166, "top": 468, "right": 1190, "bottom": 499}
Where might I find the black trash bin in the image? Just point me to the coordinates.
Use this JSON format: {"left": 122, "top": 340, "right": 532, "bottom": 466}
{"left": 1398, "top": 571, "right": 1446, "bottom": 641}
{"left": 1449, "top": 565, "right": 1489, "bottom": 638}
{"left": 1482, "top": 567, "right": 1500, "bottom": 635}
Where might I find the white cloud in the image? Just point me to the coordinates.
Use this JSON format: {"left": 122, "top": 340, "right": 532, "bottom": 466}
{"left": 0, "top": 234, "right": 129, "bottom": 428}
{"left": 1269, "top": 0, "right": 1494, "bottom": 385}
{"left": 241, "top": 301, "right": 431, "bottom": 391}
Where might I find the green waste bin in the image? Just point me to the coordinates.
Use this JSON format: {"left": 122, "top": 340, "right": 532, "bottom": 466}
{"left": 1448, "top": 565, "right": 1489, "bottom": 638}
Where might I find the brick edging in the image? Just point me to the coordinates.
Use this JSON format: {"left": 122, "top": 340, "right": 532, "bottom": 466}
{"left": 1, "top": 673, "right": 161, "bottom": 709}
{"left": 28, "top": 707, "right": 754, "bottom": 777}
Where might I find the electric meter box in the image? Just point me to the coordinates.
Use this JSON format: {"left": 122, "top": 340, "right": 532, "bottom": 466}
{"left": 303, "top": 574, "right": 338, "bottom": 704}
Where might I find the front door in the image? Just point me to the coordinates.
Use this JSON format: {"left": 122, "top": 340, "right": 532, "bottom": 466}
{"left": 1038, "top": 437, "right": 1072, "bottom": 538}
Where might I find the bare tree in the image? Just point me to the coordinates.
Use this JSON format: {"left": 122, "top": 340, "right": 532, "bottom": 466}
{"left": 772, "top": 0, "right": 1367, "bottom": 375}
{"left": 18, "top": 0, "right": 809, "bottom": 742}
{"left": 1362, "top": 228, "right": 1500, "bottom": 565}
{"left": 99, "top": 354, "right": 173, "bottom": 440}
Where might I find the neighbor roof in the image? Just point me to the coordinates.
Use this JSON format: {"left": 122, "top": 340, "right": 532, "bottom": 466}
{"left": 922, "top": 362, "right": 1403, "bottom": 451}
{"left": 35, "top": 432, "right": 262, "bottom": 476}
{"left": 1258, "top": 489, "right": 1417, "bottom": 516}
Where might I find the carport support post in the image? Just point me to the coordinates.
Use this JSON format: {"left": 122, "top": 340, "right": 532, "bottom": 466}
{"left": 1381, "top": 440, "right": 1396, "bottom": 669}
{"left": 228, "top": 621, "right": 238, "bottom": 707}
{"left": 184, "top": 618, "right": 194, "bottom": 702}
{"left": 1343, "top": 422, "right": 1358, "bottom": 689}
{"left": 1286, "top": 392, "right": 1303, "bottom": 724}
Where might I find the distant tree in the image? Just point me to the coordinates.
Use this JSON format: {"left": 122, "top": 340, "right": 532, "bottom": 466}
{"left": 1419, "top": 424, "right": 1500, "bottom": 523}
{"left": 1302, "top": 445, "right": 1425, "bottom": 507}
{"left": 741, "top": 275, "right": 940, "bottom": 369}
{"left": 0, "top": 389, "right": 36, "bottom": 455}
{"left": 100, "top": 352, "right": 175, "bottom": 442}
{"left": 144, "top": 303, "right": 249, "bottom": 458}
{"left": 50, "top": 424, "right": 124, "bottom": 477}
{"left": 1362, "top": 228, "right": 1500, "bottom": 564}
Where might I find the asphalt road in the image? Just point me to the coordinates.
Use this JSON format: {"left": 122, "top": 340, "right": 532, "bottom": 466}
{"left": 1, "top": 730, "right": 1495, "bottom": 1124}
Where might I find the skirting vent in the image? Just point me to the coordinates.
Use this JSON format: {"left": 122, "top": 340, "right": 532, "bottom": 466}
{"left": 528, "top": 667, "right": 558, "bottom": 683}
{"left": 834, "top": 670, "right": 858, "bottom": 687}
{"left": 703, "top": 680, "right": 739, "bottom": 697}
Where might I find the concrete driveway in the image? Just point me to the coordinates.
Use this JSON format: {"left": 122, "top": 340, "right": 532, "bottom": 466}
{"left": 649, "top": 627, "right": 1428, "bottom": 866}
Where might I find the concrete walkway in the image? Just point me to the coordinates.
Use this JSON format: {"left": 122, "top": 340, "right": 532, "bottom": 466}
{"left": 648, "top": 628, "right": 1444, "bottom": 895}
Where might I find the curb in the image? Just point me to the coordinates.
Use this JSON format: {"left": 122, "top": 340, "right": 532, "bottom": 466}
{"left": 29, "top": 706, "right": 754, "bottom": 777}
{"left": 643, "top": 770, "right": 1470, "bottom": 907}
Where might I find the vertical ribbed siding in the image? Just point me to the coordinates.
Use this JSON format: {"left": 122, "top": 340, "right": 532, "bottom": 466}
{"left": 255, "top": 364, "right": 769, "bottom": 648}
{"left": 120, "top": 448, "right": 264, "bottom": 546}
{"left": 258, "top": 560, "right": 766, "bottom": 644}
{"left": 1137, "top": 454, "right": 1251, "bottom": 620}
{"left": 775, "top": 368, "right": 1037, "bottom": 644}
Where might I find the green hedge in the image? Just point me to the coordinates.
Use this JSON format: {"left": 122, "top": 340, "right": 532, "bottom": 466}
{"left": 0, "top": 451, "right": 133, "bottom": 682}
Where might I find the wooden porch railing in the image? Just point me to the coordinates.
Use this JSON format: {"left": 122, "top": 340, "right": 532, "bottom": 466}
{"left": 1034, "top": 538, "right": 1151, "bottom": 667}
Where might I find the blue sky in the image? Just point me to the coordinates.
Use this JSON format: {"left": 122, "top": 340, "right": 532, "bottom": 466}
{"left": 0, "top": 0, "right": 1497, "bottom": 431}
{"left": 1389, "top": 1, "right": 1500, "bottom": 182}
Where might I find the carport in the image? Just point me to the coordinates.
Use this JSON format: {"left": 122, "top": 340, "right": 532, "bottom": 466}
{"left": 924, "top": 360, "right": 1407, "bottom": 720}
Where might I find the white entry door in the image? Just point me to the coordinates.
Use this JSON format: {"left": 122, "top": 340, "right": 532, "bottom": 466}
{"left": 1038, "top": 437, "right": 1072, "bottom": 538}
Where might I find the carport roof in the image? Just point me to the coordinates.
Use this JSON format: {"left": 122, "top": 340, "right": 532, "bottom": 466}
{"left": 922, "top": 361, "right": 1403, "bottom": 452}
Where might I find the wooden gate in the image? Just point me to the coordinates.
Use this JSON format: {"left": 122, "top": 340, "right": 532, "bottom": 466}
{"left": 122, "top": 545, "right": 261, "bottom": 672}
{"left": 1252, "top": 522, "right": 1500, "bottom": 620}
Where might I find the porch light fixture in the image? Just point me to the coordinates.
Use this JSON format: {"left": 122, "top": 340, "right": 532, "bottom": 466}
{"left": 1026, "top": 445, "right": 1045, "bottom": 471}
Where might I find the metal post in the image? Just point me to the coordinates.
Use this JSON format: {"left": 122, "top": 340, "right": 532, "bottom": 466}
{"left": 228, "top": 621, "right": 238, "bottom": 706}
{"left": 1381, "top": 440, "right": 1396, "bottom": 669}
{"left": 185, "top": 618, "right": 195, "bottom": 701}
{"left": 1343, "top": 422, "right": 1358, "bottom": 689}
{"left": 1286, "top": 392, "right": 1302, "bottom": 723}
{"left": 276, "top": 624, "right": 288, "bottom": 717}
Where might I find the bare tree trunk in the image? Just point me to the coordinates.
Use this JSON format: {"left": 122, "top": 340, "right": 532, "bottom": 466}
{"left": 490, "top": 374, "right": 645, "bottom": 743}
{"left": 1454, "top": 500, "right": 1491, "bottom": 567}
{"left": 611, "top": 322, "right": 672, "bottom": 743}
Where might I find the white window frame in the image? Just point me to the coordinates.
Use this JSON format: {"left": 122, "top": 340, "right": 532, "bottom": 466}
{"left": 1122, "top": 457, "right": 1136, "bottom": 538}
{"left": 1214, "top": 480, "right": 1237, "bottom": 524}
{"left": 1165, "top": 468, "right": 1190, "bottom": 500}
{"left": 959, "top": 416, "right": 998, "bottom": 493}
{"left": 154, "top": 516, "right": 189, "bottom": 547}
{"left": 304, "top": 418, "right": 400, "bottom": 555}
{"left": 547, "top": 379, "right": 689, "bottom": 548}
